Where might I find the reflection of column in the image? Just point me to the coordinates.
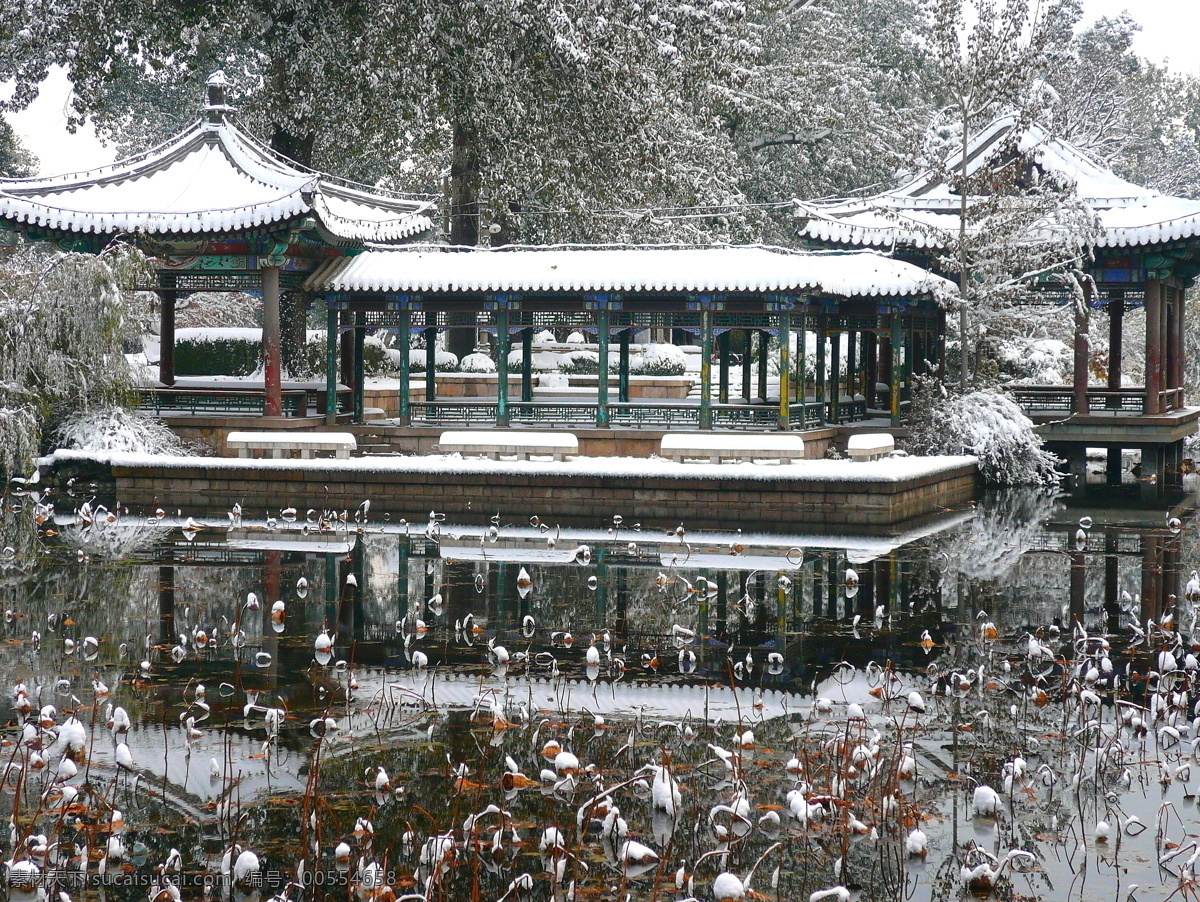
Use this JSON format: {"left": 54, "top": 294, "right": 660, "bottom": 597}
{"left": 595, "top": 549, "right": 608, "bottom": 621}
{"left": 262, "top": 550, "right": 281, "bottom": 689}
{"left": 614, "top": 567, "right": 628, "bottom": 638}
{"left": 1141, "top": 535, "right": 1159, "bottom": 623}
{"left": 324, "top": 553, "right": 338, "bottom": 627}
{"left": 158, "top": 565, "right": 175, "bottom": 644}
{"left": 715, "top": 572, "right": 728, "bottom": 642}
{"left": 1069, "top": 549, "right": 1086, "bottom": 624}
{"left": 1104, "top": 533, "right": 1120, "bottom": 636}
{"left": 1164, "top": 537, "right": 1183, "bottom": 626}
{"left": 398, "top": 539, "right": 410, "bottom": 619}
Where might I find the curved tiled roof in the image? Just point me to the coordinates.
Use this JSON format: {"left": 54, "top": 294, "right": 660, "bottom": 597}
{"left": 0, "top": 91, "right": 433, "bottom": 245}
{"left": 306, "top": 244, "right": 954, "bottom": 299}
{"left": 795, "top": 116, "right": 1200, "bottom": 251}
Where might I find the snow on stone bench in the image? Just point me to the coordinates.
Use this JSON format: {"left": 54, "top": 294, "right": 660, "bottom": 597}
{"left": 227, "top": 431, "right": 356, "bottom": 460}
{"left": 660, "top": 433, "right": 805, "bottom": 464}
{"left": 437, "top": 430, "right": 579, "bottom": 462}
{"left": 847, "top": 433, "right": 895, "bottom": 462}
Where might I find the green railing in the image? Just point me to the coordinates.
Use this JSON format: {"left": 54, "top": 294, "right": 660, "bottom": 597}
{"left": 610, "top": 403, "right": 701, "bottom": 428}
{"left": 410, "top": 401, "right": 499, "bottom": 425}
{"left": 510, "top": 402, "right": 597, "bottom": 425}
{"left": 1009, "top": 386, "right": 1164, "bottom": 415}
{"left": 139, "top": 388, "right": 308, "bottom": 417}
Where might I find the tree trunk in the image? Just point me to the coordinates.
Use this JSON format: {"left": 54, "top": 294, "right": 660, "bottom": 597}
{"left": 447, "top": 120, "right": 481, "bottom": 359}
{"left": 958, "top": 103, "right": 970, "bottom": 393}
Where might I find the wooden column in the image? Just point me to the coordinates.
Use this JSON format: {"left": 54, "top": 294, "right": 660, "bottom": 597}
{"left": 352, "top": 310, "right": 365, "bottom": 423}
{"left": 796, "top": 312, "right": 807, "bottom": 427}
{"left": 1107, "top": 299, "right": 1123, "bottom": 390}
{"left": 699, "top": 309, "right": 713, "bottom": 429}
{"left": 262, "top": 265, "right": 283, "bottom": 417}
{"left": 596, "top": 307, "right": 610, "bottom": 427}
{"left": 496, "top": 308, "right": 509, "bottom": 427}
{"left": 158, "top": 274, "right": 177, "bottom": 386}
{"left": 1073, "top": 284, "right": 1090, "bottom": 416}
{"left": 397, "top": 308, "right": 411, "bottom": 425}
{"left": 815, "top": 316, "right": 827, "bottom": 424}
{"left": 845, "top": 329, "right": 857, "bottom": 404}
{"left": 757, "top": 329, "right": 769, "bottom": 402}
{"left": 865, "top": 331, "right": 878, "bottom": 408}
{"left": 879, "top": 331, "right": 893, "bottom": 411}
{"left": 1144, "top": 279, "right": 1163, "bottom": 414}
{"left": 890, "top": 312, "right": 903, "bottom": 426}
{"left": 1105, "top": 445, "right": 1122, "bottom": 488}
{"left": 778, "top": 309, "right": 790, "bottom": 431}
{"left": 325, "top": 304, "right": 338, "bottom": 424}
{"left": 618, "top": 330, "right": 630, "bottom": 403}
{"left": 1175, "top": 287, "right": 1187, "bottom": 407}
{"left": 521, "top": 329, "right": 533, "bottom": 402}
{"left": 741, "top": 330, "right": 752, "bottom": 401}
{"left": 424, "top": 325, "right": 437, "bottom": 402}
{"left": 718, "top": 331, "right": 730, "bottom": 405}
{"left": 829, "top": 329, "right": 841, "bottom": 424}
{"left": 1140, "top": 446, "right": 1162, "bottom": 503}
{"left": 340, "top": 309, "right": 354, "bottom": 386}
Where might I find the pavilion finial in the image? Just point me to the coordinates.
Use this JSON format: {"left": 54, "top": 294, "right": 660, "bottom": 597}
{"left": 205, "top": 71, "right": 233, "bottom": 123}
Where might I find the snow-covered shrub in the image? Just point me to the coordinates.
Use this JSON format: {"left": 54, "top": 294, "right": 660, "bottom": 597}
{"left": 55, "top": 407, "right": 191, "bottom": 456}
{"left": 409, "top": 349, "right": 459, "bottom": 372}
{"left": 907, "top": 377, "right": 1060, "bottom": 486}
{"left": 459, "top": 352, "right": 497, "bottom": 373}
{"left": 533, "top": 330, "right": 556, "bottom": 344}
{"left": 629, "top": 343, "right": 687, "bottom": 376}
{"left": 175, "top": 328, "right": 262, "bottom": 376}
{"left": 558, "top": 350, "right": 609, "bottom": 375}
{"left": 1, "top": 240, "right": 150, "bottom": 477}
{"left": 566, "top": 331, "right": 587, "bottom": 344}
{"left": 996, "top": 337, "right": 1072, "bottom": 384}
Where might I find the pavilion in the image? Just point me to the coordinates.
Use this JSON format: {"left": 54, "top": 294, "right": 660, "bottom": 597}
{"left": 0, "top": 73, "right": 434, "bottom": 418}
{"left": 303, "top": 244, "right": 951, "bottom": 432}
{"left": 795, "top": 116, "right": 1200, "bottom": 501}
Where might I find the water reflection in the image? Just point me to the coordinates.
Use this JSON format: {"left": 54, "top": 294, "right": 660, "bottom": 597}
{"left": 0, "top": 486, "right": 1197, "bottom": 902}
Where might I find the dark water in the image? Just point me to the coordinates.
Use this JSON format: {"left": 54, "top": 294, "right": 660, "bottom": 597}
{"left": 0, "top": 486, "right": 1197, "bottom": 902}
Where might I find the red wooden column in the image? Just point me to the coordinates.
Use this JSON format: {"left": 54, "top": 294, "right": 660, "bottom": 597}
{"left": 1169, "top": 285, "right": 1185, "bottom": 408}
{"left": 1072, "top": 282, "right": 1091, "bottom": 415}
{"left": 262, "top": 264, "right": 282, "bottom": 417}
{"left": 1144, "top": 279, "right": 1163, "bottom": 415}
{"left": 1177, "top": 285, "right": 1187, "bottom": 407}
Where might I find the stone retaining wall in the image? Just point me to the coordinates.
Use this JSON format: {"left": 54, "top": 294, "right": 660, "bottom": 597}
{"left": 102, "top": 458, "right": 977, "bottom": 530}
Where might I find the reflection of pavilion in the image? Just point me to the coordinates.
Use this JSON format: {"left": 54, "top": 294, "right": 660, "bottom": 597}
{"left": 797, "top": 118, "right": 1200, "bottom": 503}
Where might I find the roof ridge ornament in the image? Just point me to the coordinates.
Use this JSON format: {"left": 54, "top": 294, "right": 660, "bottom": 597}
{"left": 205, "top": 71, "right": 236, "bottom": 124}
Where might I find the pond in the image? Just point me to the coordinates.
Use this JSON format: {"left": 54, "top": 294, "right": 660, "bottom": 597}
{"left": 0, "top": 486, "right": 1196, "bottom": 902}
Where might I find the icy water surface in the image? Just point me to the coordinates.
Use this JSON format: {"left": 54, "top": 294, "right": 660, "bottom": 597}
{"left": 0, "top": 486, "right": 1198, "bottom": 902}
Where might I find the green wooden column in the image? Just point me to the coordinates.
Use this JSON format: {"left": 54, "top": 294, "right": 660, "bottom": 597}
{"left": 596, "top": 306, "right": 610, "bottom": 427}
{"left": 521, "top": 329, "right": 533, "bottom": 402}
{"left": 815, "top": 314, "right": 827, "bottom": 424}
{"left": 699, "top": 309, "right": 713, "bottom": 429}
{"left": 425, "top": 326, "right": 437, "bottom": 402}
{"left": 757, "top": 329, "right": 769, "bottom": 402}
{"left": 796, "top": 311, "right": 807, "bottom": 426}
{"left": 718, "top": 331, "right": 730, "bottom": 404}
{"left": 890, "top": 311, "right": 903, "bottom": 426}
{"left": 778, "top": 309, "right": 791, "bottom": 430}
{"left": 829, "top": 329, "right": 841, "bottom": 425}
{"left": 618, "top": 330, "right": 631, "bottom": 403}
{"left": 742, "top": 330, "right": 752, "bottom": 401}
{"left": 325, "top": 304, "right": 338, "bottom": 424}
{"left": 846, "top": 329, "right": 857, "bottom": 409}
{"left": 496, "top": 307, "right": 510, "bottom": 427}
{"left": 353, "top": 310, "right": 366, "bottom": 423}
{"left": 397, "top": 307, "right": 411, "bottom": 426}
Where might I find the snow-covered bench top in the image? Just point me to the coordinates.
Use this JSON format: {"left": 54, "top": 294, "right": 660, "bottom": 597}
{"left": 660, "top": 433, "right": 805, "bottom": 464}
{"left": 227, "top": 431, "right": 357, "bottom": 460}
{"left": 438, "top": 430, "right": 579, "bottom": 461}
{"left": 846, "top": 433, "right": 895, "bottom": 462}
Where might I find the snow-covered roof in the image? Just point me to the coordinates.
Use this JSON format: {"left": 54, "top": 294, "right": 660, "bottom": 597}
{"left": 796, "top": 116, "right": 1200, "bottom": 251}
{"left": 0, "top": 79, "right": 434, "bottom": 244}
{"left": 305, "top": 244, "right": 952, "bottom": 299}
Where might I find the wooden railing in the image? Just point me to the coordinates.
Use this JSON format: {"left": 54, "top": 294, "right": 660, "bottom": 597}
{"left": 1008, "top": 385, "right": 1184, "bottom": 416}
{"left": 139, "top": 388, "right": 308, "bottom": 417}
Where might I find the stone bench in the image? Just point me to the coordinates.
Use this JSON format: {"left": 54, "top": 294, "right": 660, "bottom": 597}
{"left": 227, "top": 431, "right": 357, "bottom": 460}
{"left": 437, "top": 430, "right": 579, "bottom": 461}
{"left": 660, "top": 433, "right": 805, "bottom": 464}
{"left": 847, "top": 433, "right": 895, "bottom": 462}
